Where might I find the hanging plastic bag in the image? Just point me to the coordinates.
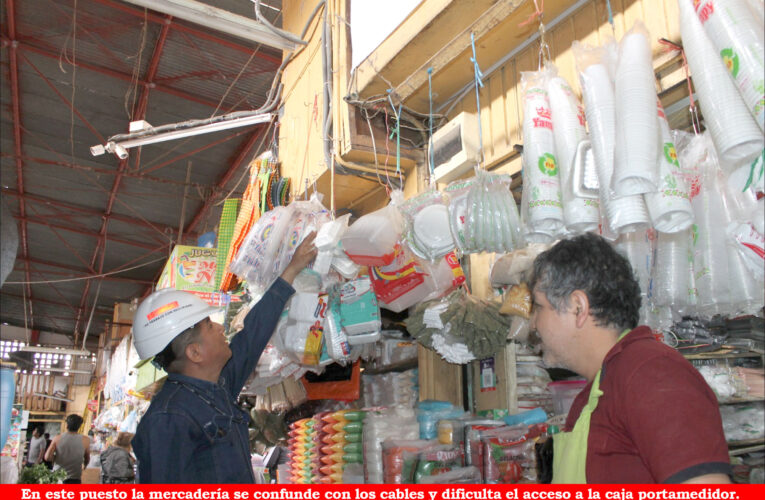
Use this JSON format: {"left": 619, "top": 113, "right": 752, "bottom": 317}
{"left": 341, "top": 191, "right": 405, "bottom": 266}
{"left": 677, "top": 0, "right": 763, "bottom": 168}
{"left": 400, "top": 190, "right": 455, "bottom": 261}
{"left": 612, "top": 21, "right": 660, "bottom": 197}
{"left": 546, "top": 66, "right": 600, "bottom": 233}
{"left": 644, "top": 101, "right": 694, "bottom": 233}
{"left": 520, "top": 67, "right": 565, "bottom": 242}
{"left": 574, "top": 39, "right": 650, "bottom": 235}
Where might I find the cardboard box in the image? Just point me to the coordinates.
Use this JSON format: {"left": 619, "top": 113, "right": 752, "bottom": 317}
{"left": 157, "top": 245, "right": 217, "bottom": 292}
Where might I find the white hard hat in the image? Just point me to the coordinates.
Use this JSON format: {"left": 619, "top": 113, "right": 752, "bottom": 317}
{"left": 132, "top": 288, "right": 222, "bottom": 360}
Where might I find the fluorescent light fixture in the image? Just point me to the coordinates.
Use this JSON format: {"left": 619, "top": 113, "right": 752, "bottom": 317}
{"left": 122, "top": 0, "right": 296, "bottom": 51}
{"left": 20, "top": 346, "right": 91, "bottom": 356}
{"left": 91, "top": 113, "right": 272, "bottom": 158}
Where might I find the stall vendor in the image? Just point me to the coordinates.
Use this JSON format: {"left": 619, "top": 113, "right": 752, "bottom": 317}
{"left": 530, "top": 233, "right": 731, "bottom": 484}
{"left": 131, "top": 234, "right": 316, "bottom": 483}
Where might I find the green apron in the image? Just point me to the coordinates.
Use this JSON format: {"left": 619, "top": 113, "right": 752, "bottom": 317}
{"left": 551, "top": 330, "right": 630, "bottom": 484}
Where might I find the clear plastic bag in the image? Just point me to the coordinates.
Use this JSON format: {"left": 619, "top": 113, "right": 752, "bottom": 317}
{"left": 341, "top": 190, "right": 405, "bottom": 266}
{"left": 612, "top": 21, "right": 660, "bottom": 197}
{"left": 400, "top": 190, "right": 455, "bottom": 261}
{"left": 521, "top": 67, "right": 565, "bottom": 241}
{"left": 546, "top": 65, "right": 600, "bottom": 233}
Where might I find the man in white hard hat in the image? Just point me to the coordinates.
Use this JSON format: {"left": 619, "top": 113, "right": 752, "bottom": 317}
{"left": 131, "top": 234, "right": 317, "bottom": 483}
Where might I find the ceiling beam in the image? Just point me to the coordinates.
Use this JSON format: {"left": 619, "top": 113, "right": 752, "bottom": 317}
{"left": 1, "top": 293, "right": 112, "bottom": 313}
{"left": 5, "top": 0, "right": 35, "bottom": 331}
{"left": 74, "top": 11, "right": 172, "bottom": 340}
{"left": 6, "top": 40, "right": 225, "bottom": 109}
{"left": 15, "top": 215, "right": 169, "bottom": 251}
{"left": 0, "top": 153, "right": 209, "bottom": 190}
{"left": 90, "top": 0, "right": 282, "bottom": 65}
{"left": 185, "top": 124, "right": 268, "bottom": 234}
{"left": 2, "top": 188, "right": 180, "bottom": 238}
{"left": 17, "top": 51, "right": 106, "bottom": 143}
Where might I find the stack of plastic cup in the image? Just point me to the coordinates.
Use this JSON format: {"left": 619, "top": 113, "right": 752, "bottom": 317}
{"left": 521, "top": 69, "right": 565, "bottom": 240}
{"left": 695, "top": 0, "right": 764, "bottom": 131}
{"left": 726, "top": 239, "right": 765, "bottom": 314}
{"left": 690, "top": 137, "right": 732, "bottom": 313}
{"left": 644, "top": 101, "right": 695, "bottom": 233}
{"left": 577, "top": 51, "right": 650, "bottom": 236}
{"left": 652, "top": 229, "right": 691, "bottom": 307}
{"left": 547, "top": 73, "right": 600, "bottom": 233}
{"left": 615, "top": 229, "right": 655, "bottom": 298}
{"left": 678, "top": 0, "right": 763, "bottom": 169}
{"left": 613, "top": 25, "right": 660, "bottom": 197}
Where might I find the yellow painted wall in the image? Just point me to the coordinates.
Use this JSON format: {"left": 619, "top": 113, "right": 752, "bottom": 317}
{"left": 448, "top": 0, "right": 682, "bottom": 178}
{"left": 279, "top": 1, "right": 329, "bottom": 201}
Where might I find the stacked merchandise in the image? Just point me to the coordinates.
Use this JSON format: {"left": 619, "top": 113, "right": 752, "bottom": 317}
{"left": 363, "top": 408, "right": 420, "bottom": 484}
{"left": 556, "top": 14, "right": 765, "bottom": 335}
{"left": 515, "top": 356, "right": 553, "bottom": 414}
{"left": 361, "top": 369, "right": 419, "bottom": 408}
{"left": 382, "top": 439, "right": 435, "bottom": 483}
{"left": 416, "top": 401, "right": 467, "bottom": 440}
{"left": 316, "top": 410, "right": 365, "bottom": 484}
{"left": 478, "top": 424, "right": 545, "bottom": 484}
{"left": 286, "top": 418, "right": 318, "bottom": 484}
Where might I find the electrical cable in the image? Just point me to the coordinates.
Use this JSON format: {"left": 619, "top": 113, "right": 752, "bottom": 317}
{"left": 254, "top": 0, "right": 309, "bottom": 46}
{"left": 4, "top": 256, "right": 166, "bottom": 285}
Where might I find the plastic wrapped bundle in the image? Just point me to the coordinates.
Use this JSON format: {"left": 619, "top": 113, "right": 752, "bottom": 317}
{"left": 465, "top": 171, "right": 524, "bottom": 252}
{"left": 574, "top": 41, "right": 650, "bottom": 235}
{"left": 695, "top": 0, "right": 764, "bottom": 131}
{"left": 382, "top": 439, "right": 436, "bottom": 484}
{"left": 230, "top": 195, "right": 329, "bottom": 294}
{"left": 685, "top": 134, "right": 732, "bottom": 314}
{"left": 652, "top": 229, "right": 692, "bottom": 308}
{"left": 678, "top": 0, "right": 763, "bottom": 168}
{"left": 521, "top": 68, "right": 565, "bottom": 241}
{"left": 612, "top": 22, "right": 660, "bottom": 197}
{"left": 287, "top": 418, "right": 318, "bottom": 484}
{"left": 644, "top": 102, "right": 694, "bottom": 233}
{"left": 341, "top": 191, "right": 405, "bottom": 266}
{"left": 363, "top": 408, "right": 419, "bottom": 484}
{"left": 615, "top": 229, "right": 655, "bottom": 300}
{"left": 546, "top": 71, "right": 600, "bottom": 233}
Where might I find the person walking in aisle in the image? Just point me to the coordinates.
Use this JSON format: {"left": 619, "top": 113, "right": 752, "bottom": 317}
{"left": 45, "top": 414, "right": 90, "bottom": 484}
{"left": 530, "top": 233, "right": 731, "bottom": 484}
{"left": 43, "top": 433, "right": 53, "bottom": 469}
{"left": 25, "top": 426, "right": 46, "bottom": 467}
{"left": 131, "top": 234, "right": 317, "bottom": 483}
{"left": 100, "top": 432, "right": 135, "bottom": 484}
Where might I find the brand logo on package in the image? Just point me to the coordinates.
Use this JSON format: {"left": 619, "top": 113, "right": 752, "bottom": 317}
{"left": 720, "top": 48, "right": 740, "bottom": 78}
{"left": 147, "top": 301, "right": 179, "bottom": 321}
{"left": 537, "top": 153, "right": 558, "bottom": 177}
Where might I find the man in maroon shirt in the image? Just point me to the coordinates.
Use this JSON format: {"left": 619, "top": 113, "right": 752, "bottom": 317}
{"left": 530, "top": 233, "right": 730, "bottom": 483}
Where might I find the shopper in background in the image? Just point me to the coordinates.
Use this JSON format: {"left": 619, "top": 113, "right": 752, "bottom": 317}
{"left": 42, "top": 433, "right": 53, "bottom": 469}
{"left": 25, "top": 426, "right": 46, "bottom": 467}
{"left": 100, "top": 432, "right": 135, "bottom": 484}
{"left": 530, "top": 233, "right": 731, "bottom": 484}
{"left": 45, "top": 414, "right": 90, "bottom": 484}
{"left": 131, "top": 233, "right": 317, "bottom": 483}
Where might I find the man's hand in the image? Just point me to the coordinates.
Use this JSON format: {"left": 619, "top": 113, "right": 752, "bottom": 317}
{"left": 280, "top": 232, "right": 318, "bottom": 285}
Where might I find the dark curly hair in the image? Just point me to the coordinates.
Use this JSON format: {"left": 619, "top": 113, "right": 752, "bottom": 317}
{"left": 530, "top": 233, "right": 641, "bottom": 331}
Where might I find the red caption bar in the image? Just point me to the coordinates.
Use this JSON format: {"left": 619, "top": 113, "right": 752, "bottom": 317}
{"left": 1, "top": 484, "right": 764, "bottom": 500}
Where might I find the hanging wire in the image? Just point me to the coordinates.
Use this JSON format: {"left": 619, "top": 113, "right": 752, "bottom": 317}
{"left": 470, "top": 32, "right": 485, "bottom": 168}
{"left": 605, "top": 0, "right": 616, "bottom": 36}
{"left": 4, "top": 256, "right": 166, "bottom": 285}
{"left": 386, "top": 91, "right": 403, "bottom": 177}
{"left": 427, "top": 67, "right": 435, "bottom": 185}
{"left": 659, "top": 38, "right": 701, "bottom": 135}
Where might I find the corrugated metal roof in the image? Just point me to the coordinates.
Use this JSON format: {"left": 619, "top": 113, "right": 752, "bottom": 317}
{"left": 1, "top": 0, "right": 284, "bottom": 343}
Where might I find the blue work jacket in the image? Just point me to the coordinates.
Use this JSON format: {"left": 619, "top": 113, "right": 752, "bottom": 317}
{"left": 132, "top": 278, "right": 294, "bottom": 483}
